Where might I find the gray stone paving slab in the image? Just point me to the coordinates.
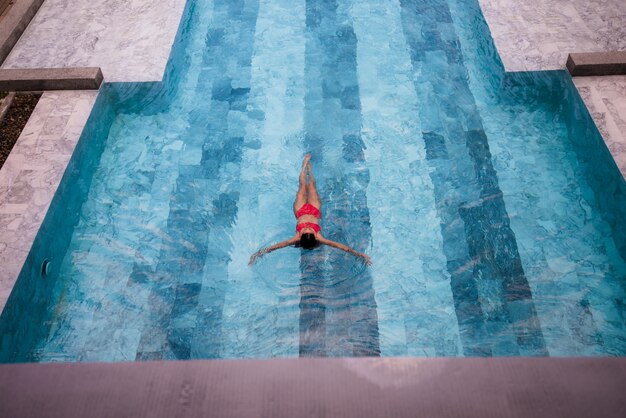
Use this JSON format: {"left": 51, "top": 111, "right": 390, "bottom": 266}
{"left": 0, "top": 357, "right": 625, "bottom": 418}
{"left": 1, "top": 0, "right": 187, "bottom": 82}
{"left": 0, "top": 0, "right": 45, "bottom": 65}
{"left": 0, "top": 90, "right": 98, "bottom": 312}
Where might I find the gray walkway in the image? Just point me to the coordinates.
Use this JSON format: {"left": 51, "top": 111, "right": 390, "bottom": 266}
{"left": 1, "top": 357, "right": 625, "bottom": 418}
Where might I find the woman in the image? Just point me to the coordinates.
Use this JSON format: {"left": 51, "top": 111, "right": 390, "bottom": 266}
{"left": 249, "top": 154, "right": 372, "bottom": 266}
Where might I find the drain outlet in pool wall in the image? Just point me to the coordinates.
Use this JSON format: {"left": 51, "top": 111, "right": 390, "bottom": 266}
{"left": 40, "top": 259, "right": 51, "bottom": 277}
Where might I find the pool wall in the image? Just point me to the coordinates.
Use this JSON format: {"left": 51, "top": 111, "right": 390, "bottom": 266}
{"left": 500, "top": 70, "right": 626, "bottom": 261}
{"left": 561, "top": 76, "right": 626, "bottom": 260}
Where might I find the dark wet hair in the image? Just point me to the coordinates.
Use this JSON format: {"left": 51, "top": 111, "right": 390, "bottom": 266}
{"left": 299, "top": 233, "right": 318, "bottom": 250}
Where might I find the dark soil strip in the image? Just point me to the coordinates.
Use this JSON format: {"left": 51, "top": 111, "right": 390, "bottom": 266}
{"left": 0, "top": 92, "right": 39, "bottom": 169}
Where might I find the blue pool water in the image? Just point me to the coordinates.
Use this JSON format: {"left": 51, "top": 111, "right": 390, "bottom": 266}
{"left": 1, "top": 0, "right": 625, "bottom": 361}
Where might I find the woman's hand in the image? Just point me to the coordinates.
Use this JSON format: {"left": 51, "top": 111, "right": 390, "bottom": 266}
{"left": 249, "top": 238, "right": 297, "bottom": 267}
{"left": 360, "top": 253, "right": 372, "bottom": 266}
{"left": 248, "top": 251, "right": 262, "bottom": 266}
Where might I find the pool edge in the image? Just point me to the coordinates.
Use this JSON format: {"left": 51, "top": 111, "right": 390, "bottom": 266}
{"left": 0, "top": 356, "right": 624, "bottom": 417}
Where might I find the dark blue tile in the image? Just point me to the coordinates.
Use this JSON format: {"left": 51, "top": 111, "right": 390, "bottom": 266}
{"left": 211, "top": 77, "right": 232, "bottom": 101}
{"left": 135, "top": 351, "right": 164, "bottom": 361}
{"left": 212, "top": 192, "right": 239, "bottom": 222}
{"left": 128, "top": 263, "right": 152, "bottom": 286}
{"left": 465, "top": 129, "right": 500, "bottom": 196}
{"left": 342, "top": 134, "right": 365, "bottom": 163}
{"left": 322, "top": 78, "right": 341, "bottom": 99}
{"left": 167, "top": 328, "right": 193, "bottom": 360}
{"left": 421, "top": 30, "right": 443, "bottom": 49}
{"left": 444, "top": 40, "right": 463, "bottom": 65}
{"left": 171, "top": 283, "right": 201, "bottom": 317}
{"left": 228, "top": 87, "right": 250, "bottom": 111}
{"left": 423, "top": 131, "right": 449, "bottom": 160}
{"left": 222, "top": 137, "right": 244, "bottom": 164}
{"left": 205, "top": 28, "right": 225, "bottom": 46}
{"left": 340, "top": 86, "right": 360, "bottom": 110}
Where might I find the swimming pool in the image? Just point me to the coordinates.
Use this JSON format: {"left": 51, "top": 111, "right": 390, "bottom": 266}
{"left": 1, "top": 0, "right": 625, "bottom": 361}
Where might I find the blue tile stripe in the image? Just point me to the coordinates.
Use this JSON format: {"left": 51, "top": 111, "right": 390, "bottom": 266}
{"left": 134, "top": 0, "right": 259, "bottom": 360}
{"left": 300, "top": 0, "right": 380, "bottom": 357}
{"left": 299, "top": 252, "right": 328, "bottom": 356}
{"left": 400, "top": 0, "right": 547, "bottom": 355}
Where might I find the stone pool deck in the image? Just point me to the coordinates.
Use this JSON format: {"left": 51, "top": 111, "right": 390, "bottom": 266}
{"left": 479, "top": 0, "right": 626, "bottom": 179}
{"left": 1, "top": 357, "right": 625, "bottom": 417}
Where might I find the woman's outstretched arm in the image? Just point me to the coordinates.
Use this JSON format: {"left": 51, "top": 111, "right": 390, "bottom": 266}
{"left": 317, "top": 237, "right": 372, "bottom": 266}
{"left": 249, "top": 237, "right": 298, "bottom": 265}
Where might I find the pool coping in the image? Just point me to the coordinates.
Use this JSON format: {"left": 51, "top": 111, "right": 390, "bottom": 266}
{"left": 0, "top": 67, "right": 104, "bottom": 91}
{"left": 1, "top": 357, "right": 625, "bottom": 417}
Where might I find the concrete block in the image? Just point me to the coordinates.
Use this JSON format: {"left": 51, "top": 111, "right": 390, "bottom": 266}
{"left": 567, "top": 52, "right": 626, "bottom": 76}
{"left": 0, "top": 67, "right": 103, "bottom": 91}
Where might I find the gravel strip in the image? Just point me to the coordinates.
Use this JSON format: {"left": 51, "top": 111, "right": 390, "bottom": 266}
{"left": 0, "top": 92, "right": 40, "bottom": 169}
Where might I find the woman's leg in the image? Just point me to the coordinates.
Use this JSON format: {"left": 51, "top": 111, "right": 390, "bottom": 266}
{"left": 293, "top": 154, "right": 310, "bottom": 215}
{"left": 306, "top": 161, "right": 321, "bottom": 209}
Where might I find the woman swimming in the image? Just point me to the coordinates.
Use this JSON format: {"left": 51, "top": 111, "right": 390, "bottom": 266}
{"left": 249, "top": 154, "right": 372, "bottom": 266}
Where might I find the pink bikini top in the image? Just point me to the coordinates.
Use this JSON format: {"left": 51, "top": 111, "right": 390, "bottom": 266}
{"left": 296, "top": 222, "right": 321, "bottom": 233}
